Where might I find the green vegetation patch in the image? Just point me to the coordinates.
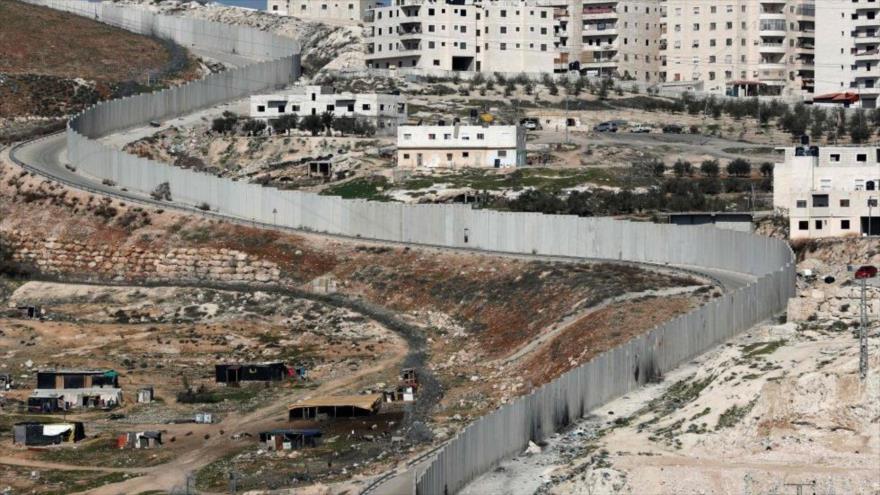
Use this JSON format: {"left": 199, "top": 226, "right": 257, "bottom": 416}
{"left": 740, "top": 340, "right": 787, "bottom": 359}
{"left": 716, "top": 399, "right": 757, "bottom": 430}
{"left": 321, "top": 177, "right": 393, "bottom": 201}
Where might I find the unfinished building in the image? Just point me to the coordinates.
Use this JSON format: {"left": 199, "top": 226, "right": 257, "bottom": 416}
{"left": 288, "top": 394, "right": 382, "bottom": 420}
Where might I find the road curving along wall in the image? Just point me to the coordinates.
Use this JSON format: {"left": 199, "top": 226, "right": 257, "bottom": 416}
{"left": 22, "top": 2, "right": 796, "bottom": 494}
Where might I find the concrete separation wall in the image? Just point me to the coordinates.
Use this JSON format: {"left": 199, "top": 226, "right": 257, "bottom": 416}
{"left": 22, "top": 2, "right": 795, "bottom": 494}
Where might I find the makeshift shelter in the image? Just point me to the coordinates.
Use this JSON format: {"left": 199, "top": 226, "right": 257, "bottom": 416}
{"left": 215, "top": 362, "right": 288, "bottom": 384}
{"left": 137, "top": 387, "right": 154, "bottom": 404}
{"left": 258, "top": 429, "right": 321, "bottom": 450}
{"left": 28, "top": 388, "right": 122, "bottom": 412}
{"left": 288, "top": 394, "right": 382, "bottom": 420}
{"left": 117, "top": 431, "right": 162, "bottom": 449}
{"left": 13, "top": 422, "right": 85, "bottom": 446}
{"left": 36, "top": 369, "right": 119, "bottom": 389}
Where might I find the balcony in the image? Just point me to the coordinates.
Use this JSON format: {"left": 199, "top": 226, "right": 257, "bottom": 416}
{"left": 853, "top": 16, "right": 880, "bottom": 29}
{"left": 853, "top": 30, "right": 880, "bottom": 44}
{"left": 855, "top": 49, "right": 880, "bottom": 60}
{"left": 759, "top": 42, "right": 786, "bottom": 53}
{"left": 582, "top": 7, "right": 617, "bottom": 20}
{"left": 852, "top": 63, "right": 880, "bottom": 78}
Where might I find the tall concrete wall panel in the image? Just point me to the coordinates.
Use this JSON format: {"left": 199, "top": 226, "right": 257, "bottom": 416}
{"left": 30, "top": 1, "right": 795, "bottom": 493}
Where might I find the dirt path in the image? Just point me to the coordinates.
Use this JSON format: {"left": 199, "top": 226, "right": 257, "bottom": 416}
{"left": 0, "top": 278, "right": 420, "bottom": 495}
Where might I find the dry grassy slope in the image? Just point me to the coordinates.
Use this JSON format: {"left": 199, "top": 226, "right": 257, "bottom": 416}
{"left": 0, "top": 0, "right": 171, "bottom": 81}
{"left": 0, "top": 159, "right": 705, "bottom": 417}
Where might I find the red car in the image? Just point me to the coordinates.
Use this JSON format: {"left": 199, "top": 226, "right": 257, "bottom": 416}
{"left": 855, "top": 265, "right": 878, "bottom": 279}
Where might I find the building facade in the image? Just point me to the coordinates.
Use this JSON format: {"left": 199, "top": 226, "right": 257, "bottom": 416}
{"left": 397, "top": 125, "right": 525, "bottom": 169}
{"left": 267, "top": 0, "right": 375, "bottom": 22}
{"left": 774, "top": 145, "right": 880, "bottom": 239}
{"left": 365, "top": 0, "right": 562, "bottom": 73}
{"left": 659, "top": 0, "right": 814, "bottom": 97}
{"left": 815, "top": 0, "right": 880, "bottom": 108}
{"left": 250, "top": 86, "right": 407, "bottom": 134}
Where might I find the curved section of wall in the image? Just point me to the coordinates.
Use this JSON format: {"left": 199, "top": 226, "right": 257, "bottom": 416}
{"left": 25, "top": 2, "right": 795, "bottom": 494}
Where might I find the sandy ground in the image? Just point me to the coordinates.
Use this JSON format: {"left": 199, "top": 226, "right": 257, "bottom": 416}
{"left": 464, "top": 317, "right": 880, "bottom": 495}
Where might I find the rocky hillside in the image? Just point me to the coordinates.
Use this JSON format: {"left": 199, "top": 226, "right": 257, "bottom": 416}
{"left": 115, "top": 0, "right": 365, "bottom": 74}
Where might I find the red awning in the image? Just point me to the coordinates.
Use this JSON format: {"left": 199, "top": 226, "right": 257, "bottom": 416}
{"left": 812, "top": 92, "right": 860, "bottom": 103}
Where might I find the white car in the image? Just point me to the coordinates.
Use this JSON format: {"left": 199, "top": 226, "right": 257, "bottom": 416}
{"left": 629, "top": 124, "right": 652, "bottom": 133}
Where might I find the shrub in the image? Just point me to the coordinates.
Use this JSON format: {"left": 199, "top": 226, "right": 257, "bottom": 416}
{"left": 150, "top": 182, "right": 172, "bottom": 201}
{"left": 726, "top": 158, "right": 752, "bottom": 177}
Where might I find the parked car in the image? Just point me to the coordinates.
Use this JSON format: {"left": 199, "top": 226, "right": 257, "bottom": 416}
{"left": 608, "top": 119, "right": 628, "bottom": 128}
{"left": 662, "top": 124, "right": 684, "bottom": 134}
{"left": 520, "top": 118, "right": 541, "bottom": 130}
{"left": 594, "top": 122, "right": 618, "bottom": 132}
{"left": 629, "top": 123, "right": 652, "bottom": 133}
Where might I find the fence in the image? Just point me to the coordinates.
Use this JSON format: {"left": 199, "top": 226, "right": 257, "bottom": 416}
{"left": 26, "top": 2, "right": 796, "bottom": 494}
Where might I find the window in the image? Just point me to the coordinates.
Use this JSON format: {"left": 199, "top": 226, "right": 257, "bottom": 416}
{"left": 403, "top": 134, "right": 412, "bottom": 140}
{"left": 443, "top": 133, "right": 452, "bottom": 140}
{"left": 841, "top": 219, "right": 851, "bottom": 230}
{"left": 500, "top": 43, "right": 506, "bottom": 51}
{"left": 347, "top": 104, "right": 354, "bottom": 112}
{"left": 798, "top": 220, "right": 809, "bottom": 230}
{"left": 812, "top": 194, "right": 829, "bottom": 207}
{"left": 498, "top": 150, "right": 507, "bottom": 157}
{"left": 500, "top": 26, "right": 507, "bottom": 34}
{"left": 257, "top": 105, "right": 265, "bottom": 112}
{"left": 446, "top": 153, "right": 453, "bottom": 161}
{"left": 857, "top": 153, "right": 868, "bottom": 162}
{"left": 434, "top": 59, "right": 440, "bottom": 66}
{"left": 463, "top": 151, "right": 469, "bottom": 158}
{"left": 403, "top": 153, "right": 410, "bottom": 159}
{"left": 815, "top": 220, "right": 823, "bottom": 230}
{"left": 840, "top": 199, "right": 850, "bottom": 207}
{"left": 362, "top": 104, "right": 371, "bottom": 111}
{"left": 429, "top": 41, "right": 435, "bottom": 48}
{"left": 830, "top": 154, "right": 840, "bottom": 162}
{"left": 796, "top": 200, "right": 807, "bottom": 208}
{"left": 291, "top": 105, "right": 300, "bottom": 112}
{"left": 326, "top": 105, "right": 334, "bottom": 111}
{"left": 428, "top": 133, "right": 436, "bottom": 140}
{"left": 477, "top": 133, "right": 485, "bottom": 140}
{"left": 500, "top": 9, "right": 506, "bottom": 17}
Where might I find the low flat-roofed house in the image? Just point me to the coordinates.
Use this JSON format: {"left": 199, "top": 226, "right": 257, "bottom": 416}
{"left": 397, "top": 125, "right": 526, "bottom": 169}
{"left": 28, "top": 387, "right": 123, "bottom": 412}
{"left": 267, "top": 0, "right": 374, "bottom": 22}
{"left": 250, "top": 85, "right": 406, "bottom": 135}
{"left": 259, "top": 429, "right": 321, "bottom": 450}
{"left": 36, "top": 369, "right": 119, "bottom": 389}
{"left": 215, "top": 362, "right": 288, "bottom": 385}
{"left": 288, "top": 393, "right": 382, "bottom": 420}
{"left": 13, "top": 422, "right": 85, "bottom": 446}
{"left": 774, "top": 144, "right": 880, "bottom": 238}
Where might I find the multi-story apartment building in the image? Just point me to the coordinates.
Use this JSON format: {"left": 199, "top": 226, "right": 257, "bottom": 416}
{"left": 617, "top": 0, "right": 663, "bottom": 82}
{"left": 815, "top": 0, "right": 880, "bottom": 108}
{"left": 267, "top": 0, "right": 376, "bottom": 22}
{"left": 774, "top": 144, "right": 880, "bottom": 239}
{"left": 397, "top": 124, "right": 525, "bottom": 168}
{"left": 249, "top": 86, "right": 407, "bottom": 134}
{"left": 660, "top": 0, "right": 814, "bottom": 97}
{"left": 365, "top": 0, "right": 562, "bottom": 73}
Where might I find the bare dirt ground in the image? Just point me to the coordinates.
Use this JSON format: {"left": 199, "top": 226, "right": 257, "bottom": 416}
{"left": 0, "top": 0, "right": 203, "bottom": 143}
{"left": 0, "top": 148, "right": 712, "bottom": 493}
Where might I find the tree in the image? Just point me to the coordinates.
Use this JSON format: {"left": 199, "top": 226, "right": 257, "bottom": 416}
{"left": 726, "top": 158, "right": 752, "bottom": 177}
{"left": 321, "top": 111, "right": 335, "bottom": 135}
{"left": 759, "top": 162, "right": 774, "bottom": 177}
{"left": 700, "top": 159, "right": 720, "bottom": 177}
{"left": 652, "top": 160, "right": 666, "bottom": 178}
{"left": 524, "top": 81, "right": 534, "bottom": 95}
{"left": 332, "top": 116, "right": 357, "bottom": 136}
{"left": 849, "top": 109, "right": 870, "bottom": 143}
{"left": 836, "top": 107, "right": 847, "bottom": 139}
{"left": 299, "top": 114, "right": 324, "bottom": 136}
{"left": 673, "top": 159, "right": 693, "bottom": 178}
{"left": 270, "top": 114, "right": 298, "bottom": 135}
{"left": 547, "top": 82, "right": 559, "bottom": 96}
{"left": 211, "top": 111, "right": 238, "bottom": 134}
{"left": 241, "top": 119, "right": 266, "bottom": 136}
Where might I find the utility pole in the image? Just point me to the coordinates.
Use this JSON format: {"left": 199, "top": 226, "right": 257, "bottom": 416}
{"left": 564, "top": 96, "right": 570, "bottom": 144}
{"left": 854, "top": 264, "right": 877, "bottom": 380}
{"left": 860, "top": 276, "right": 869, "bottom": 380}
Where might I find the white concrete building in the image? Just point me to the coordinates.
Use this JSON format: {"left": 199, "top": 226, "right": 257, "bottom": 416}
{"left": 659, "top": 0, "right": 815, "bottom": 97}
{"left": 397, "top": 124, "right": 525, "bottom": 168}
{"left": 267, "top": 0, "right": 376, "bottom": 22}
{"left": 815, "top": 0, "right": 880, "bottom": 108}
{"left": 250, "top": 86, "right": 407, "bottom": 134}
{"left": 774, "top": 144, "right": 880, "bottom": 239}
{"left": 365, "top": 0, "right": 562, "bottom": 73}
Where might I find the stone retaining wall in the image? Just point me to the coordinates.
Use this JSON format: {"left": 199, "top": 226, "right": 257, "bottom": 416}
{"left": 2, "top": 230, "right": 281, "bottom": 284}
